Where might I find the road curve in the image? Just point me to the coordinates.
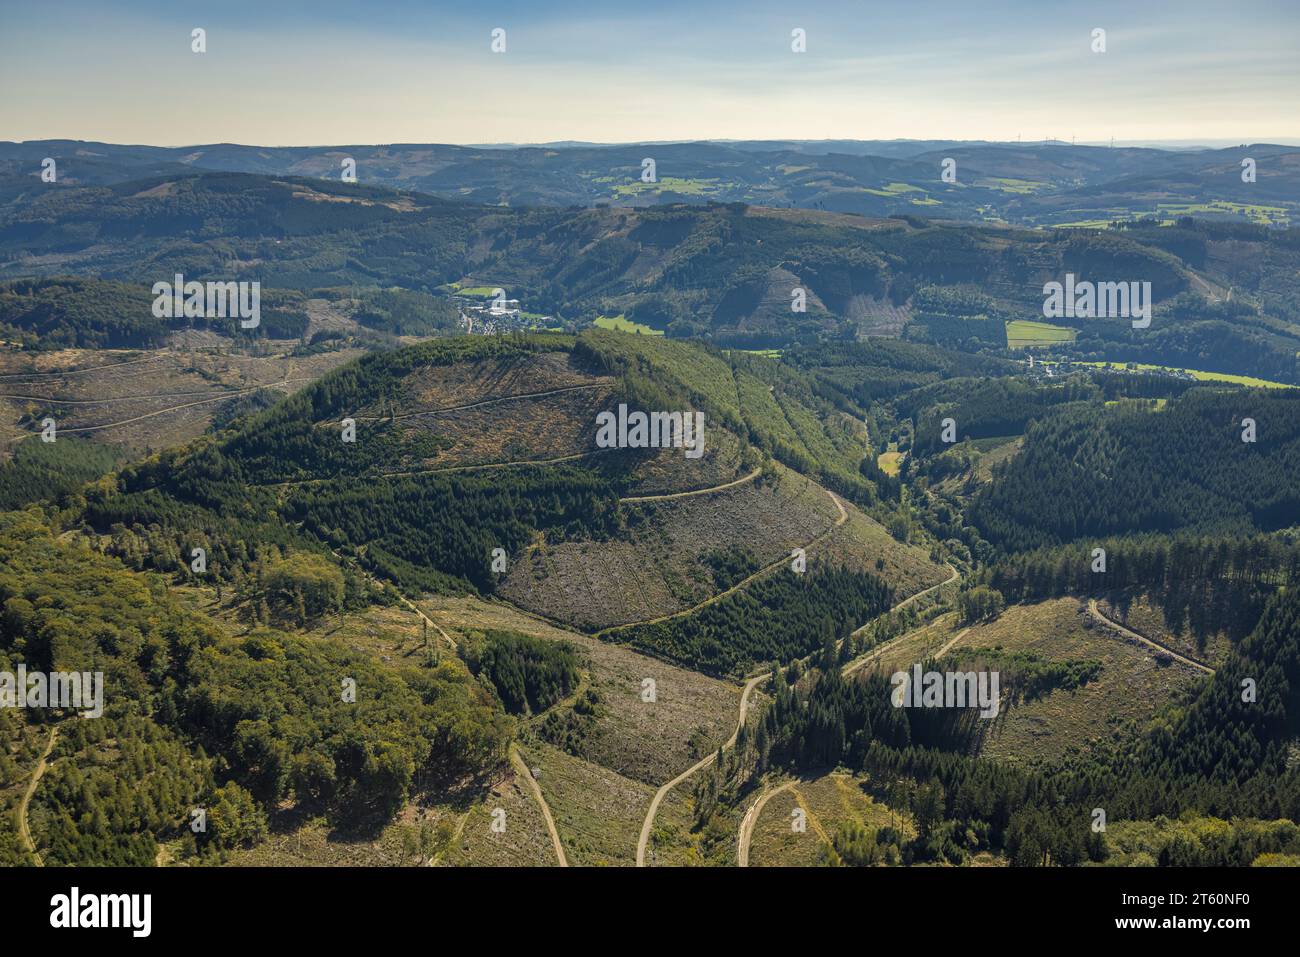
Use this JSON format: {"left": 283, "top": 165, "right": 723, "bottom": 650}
{"left": 848, "top": 562, "right": 959, "bottom": 640}
{"left": 619, "top": 467, "right": 763, "bottom": 504}
{"left": 604, "top": 489, "right": 847, "bottom": 639}
{"left": 737, "top": 779, "right": 797, "bottom": 866}
{"left": 639, "top": 532, "right": 955, "bottom": 865}
{"left": 636, "top": 671, "right": 770, "bottom": 867}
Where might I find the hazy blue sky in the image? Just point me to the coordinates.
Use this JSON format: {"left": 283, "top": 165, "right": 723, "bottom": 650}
{"left": 2, "top": 0, "right": 1297, "bottom": 145}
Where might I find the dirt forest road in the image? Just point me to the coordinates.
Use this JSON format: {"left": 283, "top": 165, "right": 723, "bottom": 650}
{"left": 636, "top": 671, "right": 770, "bottom": 867}
{"left": 605, "top": 489, "right": 848, "bottom": 639}
{"left": 619, "top": 467, "right": 763, "bottom": 504}
{"left": 736, "top": 779, "right": 796, "bottom": 867}
{"left": 1087, "top": 599, "right": 1215, "bottom": 675}
{"left": 640, "top": 538, "right": 957, "bottom": 866}
{"left": 18, "top": 726, "right": 57, "bottom": 866}
{"left": 510, "top": 744, "right": 568, "bottom": 867}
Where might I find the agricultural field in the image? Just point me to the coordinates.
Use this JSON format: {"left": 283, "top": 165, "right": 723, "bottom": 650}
{"left": 864, "top": 182, "right": 924, "bottom": 197}
{"left": 593, "top": 315, "right": 664, "bottom": 336}
{"left": 610, "top": 177, "right": 723, "bottom": 199}
{"left": 974, "top": 177, "right": 1049, "bottom": 194}
{"left": 1156, "top": 201, "right": 1290, "bottom": 227}
{"left": 1075, "top": 360, "right": 1295, "bottom": 389}
{"left": 1005, "top": 319, "right": 1076, "bottom": 349}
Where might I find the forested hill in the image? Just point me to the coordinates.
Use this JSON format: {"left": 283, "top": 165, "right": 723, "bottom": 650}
{"left": 5, "top": 168, "right": 1299, "bottom": 377}
{"left": 968, "top": 388, "right": 1300, "bottom": 552}
{"left": 72, "top": 330, "right": 903, "bottom": 602}
{"left": 0, "top": 509, "right": 511, "bottom": 865}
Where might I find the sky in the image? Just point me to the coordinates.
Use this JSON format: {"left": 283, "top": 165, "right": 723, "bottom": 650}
{"left": 2, "top": 0, "right": 1298, "bottom": 147}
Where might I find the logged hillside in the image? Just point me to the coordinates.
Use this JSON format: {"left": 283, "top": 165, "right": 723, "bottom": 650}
{"left": 55, "top": 332, "right": 941, "bottom": 650}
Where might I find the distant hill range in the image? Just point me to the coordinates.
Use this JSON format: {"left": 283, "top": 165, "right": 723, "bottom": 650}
{"left": 3, "top": 139, "right": 1299, "bottom": 227}
{"left": 2, "top": 165, "right": 1299, "bottom": 382}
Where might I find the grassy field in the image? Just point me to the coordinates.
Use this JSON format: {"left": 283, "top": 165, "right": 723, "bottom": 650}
{"left": 1156, "top": 201, "right": 1290, "bottom": 227}
{"left": 1075, "top": 360, "right": 1295, "bottom": 389}
{"left": 877, "top": 450, "right": 904, "bottom": 476}
{"left": 864, "top": 182, "right": 924, "bottom": 196}
{"left": 448, "top": 284, "right": 503, "bottom": 297}
{"left": 611, "top": 177, "right": 720, "bottom": 198}
{"left": 1005, "top": 319, "right": 1077, "bottom": 348}
{"left": 593, "top": 314, "right": 664, "bottom": 336}
{"left": 975, "top": 177, "right": 1049, "bottom": 194}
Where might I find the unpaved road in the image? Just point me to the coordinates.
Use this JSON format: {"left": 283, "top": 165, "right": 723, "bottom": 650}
{"left": 358, "top": 383, "right": 606, "bottom": 422}
{"left": 620, "top": 467, "right": 763, "bottom": 504}
{"left": 18, "top": 726, "right": 57, "bottom": 866}
{"left": 1087, "top": 599, "right": 1215, "bottom": 675}
{"left": 604, "top": 489, "right": 847, "bottom": 639}
{"left": 260, "top": 450, "right": 607, "bottom": 490}
{"left": 400, "top": 596, "right": 458, "bottom": 651}
{"left": 510, "top": 744, "right": 568, "bottom": 867}
{"left": 848, "top": 562, "right": 958, "bottom": 640}
{"left": 636, "top": 671, "right": 770, "bottom": 867}
{"left": 59, "top": 379, "right": 315, "bottom": 434}
{"left": 639, "top": 537, "right": 957, "bottom": 866}
{"left": 737, "top": 779, "right": 796, "bottom": 866}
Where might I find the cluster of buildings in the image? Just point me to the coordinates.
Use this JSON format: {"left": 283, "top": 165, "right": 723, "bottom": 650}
{"left": 1024, "top": 355, "right": 1197, "bottom": 383}
{"left": 457, "top": 294, "right": 556, "bottom": 335}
